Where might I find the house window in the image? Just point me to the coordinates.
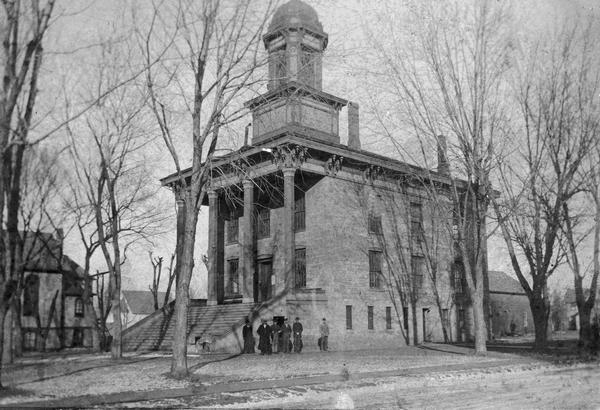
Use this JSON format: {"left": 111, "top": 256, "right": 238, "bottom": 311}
{"left": 410, "top": 202, "right": 424, "bottom": 252}
{"left": 346, "top": 305, "right": 353, "bottom": 330}
{"left": 72, "top": 328, "right": 84, "bottom": 347}
{"left": 451, "top": 209, "right": 460, "bottom": 239}
{"left": 294, "top": 196, "right": 305, "bottom": 231}
{"left": 226, "top": 211, "right": 239, "bottom": 243}
{"left": 368, "top": 305, "right": 374, "bottom": 330}
{"left": 23, "top": 330, "right": 37, "bottom": 350}
{"left": 368, "top": 250, "right": 382, "bottom": 288}
{"left": 23, "top": 274, "right": 39, "bottom": 316}
{"left": 386, "top": 306, "right": 392, "bottom": 330}
{"left": 228, "top": 259, "right": 239, "bottom": 295}
{"left": 295, "top": 248, "right": 306, "bottom": 288}
{"left": 411, "top": 255, "right": 425, "bottom": 295}
{"left": 368, "top": 213, "right": 382, "bottom": 235}
{"left": 256, "top": 207, "right": 270, "bottom": 239}
{"left": 74, "top": 298, "right": 84, "bottom": 317}
{"left": 403, "top": 307, "right": 409, "bottom": 330}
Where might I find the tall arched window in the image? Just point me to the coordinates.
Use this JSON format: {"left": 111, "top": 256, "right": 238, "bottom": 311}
{"left": 74, "top": 297, "right": 84, "bottom": 317}
{"left": 23, "top": 274, "right": 39, "bottom": 316}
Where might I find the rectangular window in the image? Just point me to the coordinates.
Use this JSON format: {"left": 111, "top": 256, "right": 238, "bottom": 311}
{"left": 403, "top": 307, "right": 409, "bottom": 330}
{"left": 368, "top": 305, "right": 374, "bottom": 330}
{"left": 295, "top": 248, "right": 306, "bottom": 288}
{"left": 452, "top": 262, "right": 465, "bottom": 295}
{"left": 23, "top": 330, "right": 37, "bottom": 350}
{"left": 228, "top": 259, "right": 239, "bottom": 295}
{"left": 227, "top": 211, "right": 239, "bottom": 243}
{"left": 386, "top": 306, "right": 392, "bottom": 330}
{"left": 411, "top": 255, "right": 425, "bottom": 295}
{"left": 451, "top": 209, "right": 460, "bottom": 239}
{"left": 410, "top": 202, "right": 423, "bottom": 221}
{"left": 294, "top": 196, "right": 305, "bottom": 231}
{"left": 75, "top": 298, "right": 84, "bottom": 317}
{"left": 256, "top": 207, "right": 270, "bottom": 239}
{"left": 299, "top": 45, "right": 315, "bottom": 86}
{"left": 368, "top": 250, "right": 382, "bottom": 288}
{"left": 346, "top": 305, "right": 353, "bottom": 330}
{"left": 368, "top": 213, "right": 382, "bottom": 235}
{"left": 410, "top": 202, "right": 424, "bottom": 252}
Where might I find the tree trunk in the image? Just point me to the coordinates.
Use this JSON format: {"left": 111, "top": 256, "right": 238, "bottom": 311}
{"left": 472, "top": 287, "right": 487, "bottom": 354}
{"left": 11, "top": 300, "right": 22, "bottom": 358}
{"left": 531, "top": 296, "right": 549, "bottom": 350}
{"left": 110, "top": 270, "right": 122, "bottom": 359}
{"left": 0, "top": 305, "right": 7, "bottom": 389}
{"left": 578, "top": 307, "right": 593, "bottom": 348}
{"left": 411, "top": 300, "right": 418, "bottom": 345}
{"left": 170, "top": 201, "right": 198, "bottom": 378}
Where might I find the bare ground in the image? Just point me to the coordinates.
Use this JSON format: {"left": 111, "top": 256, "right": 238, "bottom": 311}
{"left": 0, "top": 342, "right": 598, "bottom": 408}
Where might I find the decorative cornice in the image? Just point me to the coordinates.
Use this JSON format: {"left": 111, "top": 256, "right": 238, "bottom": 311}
{"left": 324, "top": 155, "right": 343, "bottom": 176}
{"left": 363, "top": 165, "right": 383, "bottom": 183}
{"left": 272, "top": 144, "right": 308, "bottom": 170}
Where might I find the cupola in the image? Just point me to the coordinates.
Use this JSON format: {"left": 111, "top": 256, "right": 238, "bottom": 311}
{"left": 263, "top": 0, "right": 328, "bottom": 91}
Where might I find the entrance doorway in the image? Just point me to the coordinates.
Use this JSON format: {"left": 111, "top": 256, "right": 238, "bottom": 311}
{"left": 257, "top": 259, "right": 272, "bottom": 302}
{"left": 422, "top": 308, "right": 431, "bottom": 342}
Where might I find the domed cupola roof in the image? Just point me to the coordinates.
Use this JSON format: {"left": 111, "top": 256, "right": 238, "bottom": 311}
{"left": 268, "top": 0, "right": 324, "bottom": 35}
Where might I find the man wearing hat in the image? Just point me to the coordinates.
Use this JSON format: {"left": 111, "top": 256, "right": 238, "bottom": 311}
{"left": 281, "top": 318, "right": 292, "bottom": 353}
{"left": 319, "top": 318, "right": 329, "bottom": 351}
{"left": 292, "top": 317, "right": 303, "bottom": 353}
{"left": 257, "top": 319, "right": 271, "bottom": 355}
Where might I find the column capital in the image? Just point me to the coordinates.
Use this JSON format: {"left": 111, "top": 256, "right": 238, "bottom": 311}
{"left": 272, "top": 144, "right": 308, "bottom": 170}
{"left": 282, "top": 167, "right": 296, "bottom": 178}
{"left": 207, "top": 189, "right": 218, "bottom": 200}
{"left": 242, "top": 179, "right": 254, "bottom": 190}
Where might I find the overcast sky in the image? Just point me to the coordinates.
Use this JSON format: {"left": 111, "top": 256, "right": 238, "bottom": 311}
{"left": 41, "top": 0, "right": 600, "bottom": 295}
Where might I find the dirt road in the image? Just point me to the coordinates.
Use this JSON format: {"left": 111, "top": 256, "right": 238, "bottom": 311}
{"left": 236, "top": 365, "right": 600, "bottom": 409}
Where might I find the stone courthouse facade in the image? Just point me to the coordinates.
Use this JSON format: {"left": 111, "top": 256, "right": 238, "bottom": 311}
{"left": 160, "top": 0, "right": 480, "bottom": 351}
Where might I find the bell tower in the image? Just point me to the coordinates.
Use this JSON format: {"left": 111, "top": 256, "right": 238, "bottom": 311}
{"left": 245, "top": 0, "right": 347, "bottom": 146}
{"left": 263, "top": 0, "right": 328, "bottom": 91}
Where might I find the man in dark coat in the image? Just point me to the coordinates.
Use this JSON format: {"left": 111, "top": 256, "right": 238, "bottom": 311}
{"left": 257, "top": 319, "right": 271, "bottom": 355}
{"left": 281, "top": 318, "right": 292, "bottom": 353}
{"left": 292, "top": 317, "right": 303, "bottom": 353}
{"left": 242, "top": 318, "right": 255, "bottom": 354}
{"left": 271, "top": 319, "right": 281, "bottom": 353}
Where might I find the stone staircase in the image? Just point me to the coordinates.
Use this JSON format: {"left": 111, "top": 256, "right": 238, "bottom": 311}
{"left": 122, "top": 301, "right": 258, "bottom": 352}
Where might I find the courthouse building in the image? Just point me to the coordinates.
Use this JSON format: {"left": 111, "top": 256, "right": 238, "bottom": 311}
{"left": 127, "top": 0, "right": 484, "bottom": 352}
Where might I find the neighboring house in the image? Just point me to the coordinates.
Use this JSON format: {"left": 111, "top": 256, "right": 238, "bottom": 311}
{"left": 157, "top": 0, "right": 490, "bottom": 352}
{"left": 564, "top": 288, "right": 600, "bottom": 331}
{"left": 19, "top": 231, "right": 95, "bottom": 351}
{"left": 488, "top": 271, "right": 531, "bottom": 337}
{"left": 120, "top": 290, "right": 169, "bottom": 328}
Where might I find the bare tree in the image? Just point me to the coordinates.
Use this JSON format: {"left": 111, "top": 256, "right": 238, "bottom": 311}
{"left": 562, "top": 129, "right": 600, "bottom": 349}
{"left": 493, "top": 20, "right": 599, "bottom": 349}
{"left": 64, "top": 38, "right": 165, "bottom": 359}
{"left": 363, "top": 0, "right": 514, "bottom": 353}
{"left": 137, "top": 0, "right": 275, "bottom": 376}
{"left": 149, "top": 252, "right": 176, "bottom": 311}
{"left": 0, "top": 0, "right": 55, "bottom": 386}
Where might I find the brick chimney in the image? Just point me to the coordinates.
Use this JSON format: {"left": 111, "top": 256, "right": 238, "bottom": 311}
{"left": 348, "top": 102, "right": 360, "bottom": 150}
{"left": 437, "top": 135, "right": 450, "bottom": 175}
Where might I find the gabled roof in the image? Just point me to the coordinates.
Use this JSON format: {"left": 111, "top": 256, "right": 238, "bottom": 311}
{"left": 488, "top": 270, "right": 526, "bottom": 295}
{"left": 122, "top": 290, "right": 169, "bottom": 315}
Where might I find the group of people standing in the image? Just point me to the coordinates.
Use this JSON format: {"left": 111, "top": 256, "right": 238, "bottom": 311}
{"left": 242, "top": 317, "right": 329, "bottom": 354}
